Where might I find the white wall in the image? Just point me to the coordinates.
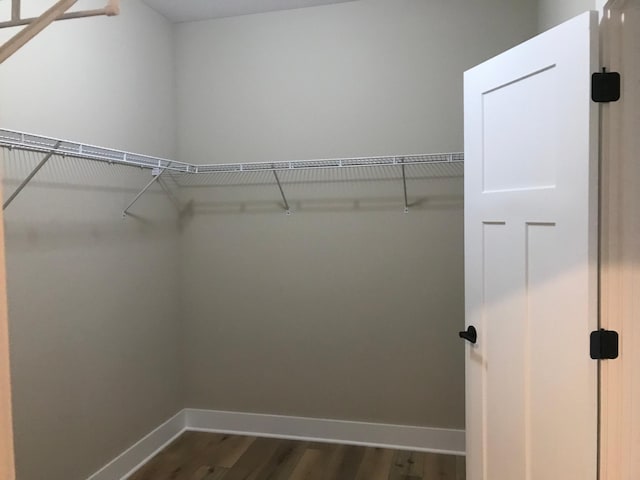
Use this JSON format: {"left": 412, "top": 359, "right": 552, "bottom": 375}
{"left": 175, "top": 0, "right": 538, "bottom": 429}
{"left": 0, "top": 1, "right": 541, "bottom": 476}
{"left": 0, "top": 2, "right": 182, "bottom": 480}
{"left": 176, "top": 0, "right": 538, "bottom": 164}
{"left": 538, "top": 0, "right": 597, "bottom": 31}
{"left": 0, "top": 0, "right": 176, "bottom": 156}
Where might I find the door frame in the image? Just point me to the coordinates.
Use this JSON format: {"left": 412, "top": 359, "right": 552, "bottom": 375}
{"left": 0, "top": 167, "right": 16, "bottom": 479}
{"left": 599, "top": 1, "right": 640, "bottom": 479}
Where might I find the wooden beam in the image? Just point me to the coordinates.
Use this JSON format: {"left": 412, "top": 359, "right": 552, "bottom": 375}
{"left": 0, "top": 0, "right": 78, "bottom": 64}
{"left": 0, "top": 0, "right": 120, "bottom": 32}
{"left": 0, "top": 8, "right": 110, "bottom": 29}
{"left": 105, "top": 0, "right": 120, "bottom": 16}
{"left": 11, "top": 0, "right": 20, "bottom": 21}
{"left": 0, "top": 169, "right": 15, "bottom": 480}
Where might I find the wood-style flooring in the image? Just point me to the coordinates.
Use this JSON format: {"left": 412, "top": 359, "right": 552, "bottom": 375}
{"left": 127, "top": 431, "right": 465, "bottom": 480}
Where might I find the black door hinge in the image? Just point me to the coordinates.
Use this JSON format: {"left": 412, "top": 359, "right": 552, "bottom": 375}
{"left": 592, "top": 68, "right": 621, "bottom": 103}
{"left": 590, "top": 329, "right": 619, "bottom": 360}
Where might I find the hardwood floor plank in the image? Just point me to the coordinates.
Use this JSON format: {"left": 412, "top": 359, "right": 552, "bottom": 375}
{"left": 288, "top": 448, "right": 326, "bottom": 480}
{"left": 322, "top": 444, "right": 347, "bottom": 478}
{"left": 455, "top": 456, "right": 465, "bottom": 480}
{"left": 200, "top": 467, "right": 229, "bottom": 480}
{"left": 323, "top": 444, "right": 365, "bottom": 479}
{"left": 192, "top": 465, "right": 215, "bottom": 479}
{"left": 252, "top": 440, "right": 308, "bottom": 480}
{"left": 423, "top": 452, "right": 457, "bottom": 480}
{"left": 354, "top": 447, "right": 394, "bottom": 480}
{"left": 223, "top": 437, "right": 284, "bottom": 480}
{"left": 214, "top": 435, "right": 257, "bottom": 469}
{"left": 339, "top": 445, "right": 367, "bottom": 478}
{"left": 390, "top": 451, "right": 425, "bottom": 480}
{"left": 306, "top": 442, "right": 333, "bottom": 451}
{"left": 126, "top": 432, "right": 464, "bottom": 480}
{"left": 128, "top": 431, "right": 222, "bottom": 480}
{"left": 128, "top": 433, "right": 253, "bottom": 480}
{"left": 192, "top": 465, "right": 229, "bottom": 480}
{"left": 181, "top": 434, "right": 255, "bottom": 479}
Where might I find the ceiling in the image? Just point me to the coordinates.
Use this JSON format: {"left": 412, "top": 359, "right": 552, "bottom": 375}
{"left": 142, "top": 0, "right": 357, "bottom": 23}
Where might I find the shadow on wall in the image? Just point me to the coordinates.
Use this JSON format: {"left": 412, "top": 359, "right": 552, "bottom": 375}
{"left": 187, "top": 193, "right": 463, "bottom": 215}
{"left": 1, "top": 149, "right": 181, "bottom": 251}
{"left": 174, "top": 162, "right": 464, "bottom": 216}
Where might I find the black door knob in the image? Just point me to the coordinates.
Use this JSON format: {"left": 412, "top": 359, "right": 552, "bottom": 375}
{"left": 459, "top": 326, "right": 477, "bottom": 344}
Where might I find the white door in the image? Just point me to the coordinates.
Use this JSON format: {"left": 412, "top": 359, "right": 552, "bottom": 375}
{"left": 464, "top": 11, "right": 599, "bottom": 480}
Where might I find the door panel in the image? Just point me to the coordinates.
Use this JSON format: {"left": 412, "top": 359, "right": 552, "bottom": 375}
{"left": 482, "top": 67, "right": 558, "bottom": 193}
{"left": 482, "top": 223, "right": 525, "bottom": 480}
{"left": 464, "top": 12, "right": 599, "bottom": 480}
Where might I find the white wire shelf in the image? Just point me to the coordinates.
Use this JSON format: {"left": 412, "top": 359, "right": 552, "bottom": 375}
{"left": 0, "top": 129, "right": 463, "bottom": 175}
{"left": 190, "top": 153, "right": 463, "bottom": 174}
{"left": 0, "top": 128, "right": 464, "bottom": 215}
{"left": 0, "top": 129, "right": 195, "bottom": 173}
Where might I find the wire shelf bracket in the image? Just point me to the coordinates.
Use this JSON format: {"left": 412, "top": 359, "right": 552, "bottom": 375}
{"left": 400, "top": 157, "right": 409, "bottom": 214}
{"left": 272, "top": 170, "right": 292, "bottom": 215}
{"left": 122, "top": 168, "right": 166, "bottom": 218}
{"left": 3, "top": 141, "right": 61, "bottom": 210}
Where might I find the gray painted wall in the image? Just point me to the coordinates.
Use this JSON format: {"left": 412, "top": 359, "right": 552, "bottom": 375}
{"left": 175, "top": 0, "right": 538, "bottom": 429}
{"left": 0, "top": 1, "right": 541, "bottom": 478}
{"left": 538, "top": 0, "right": 596, "bottom": 31}
{"left": 0, "top": 1, "right": 182, "bottom": 479}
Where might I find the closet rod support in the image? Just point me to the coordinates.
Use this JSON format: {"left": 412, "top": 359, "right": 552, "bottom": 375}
{"left": 3, "top": 141, "right": 61, "bottom": 210}
{"left": 122, "top": 168, "right": 165, "bottom": 218}
{"left": 11, "top": 0, "right": 20, "bottom": 21}
{"left": 273, "top": 170, "right": 291, "bottom": 215}
{"left": 0, "top": 8, "right": 108, "bottom": 29}
{"left": 401, "top": 158, "right": 409, "bottom": 214}
{"left": 0, "top": 0, "right": 78, "bottom": 64}
{"left": 0, "top": 0, "right": 120, "bottom": 29}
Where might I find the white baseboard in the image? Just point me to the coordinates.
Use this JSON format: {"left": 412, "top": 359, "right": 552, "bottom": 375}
{"left": 86, "top": 410, "right": 186, "bottom": 480}
{"left": 185, "top": 409, "right": 465, "bottom": 456}
{"left": 86, "top": 408, "right": 465, "bottom": 480}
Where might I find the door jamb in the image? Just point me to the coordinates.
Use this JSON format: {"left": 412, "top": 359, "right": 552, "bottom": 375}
{"left": 599, "top": 1, "right": 640, "bottom": 479}
{"left": 0, "top": 165, "right": 15, "bottom": 479}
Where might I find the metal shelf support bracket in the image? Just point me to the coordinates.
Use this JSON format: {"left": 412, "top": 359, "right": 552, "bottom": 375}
{"left": 401, "top": 157, "right": 409, "bottom": 214}
{"left": 272, "top": 170, "right": 291, "bottom": 215}
{"left": 3, "top": 141, "right": 61, "bottom": 210}
{"left": 122, "top": 168, "right": 166, "bottom": 218}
